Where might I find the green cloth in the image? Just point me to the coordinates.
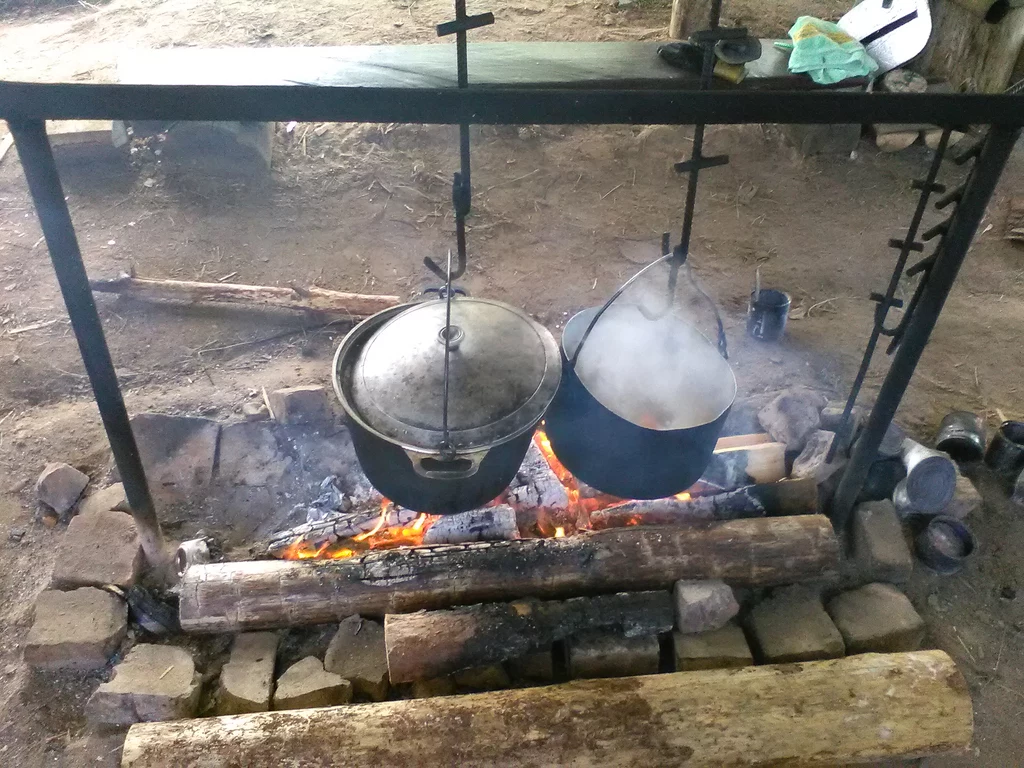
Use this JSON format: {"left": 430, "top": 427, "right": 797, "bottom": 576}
{"left": 779, "top": 16, "right": 878, "bottom": 85}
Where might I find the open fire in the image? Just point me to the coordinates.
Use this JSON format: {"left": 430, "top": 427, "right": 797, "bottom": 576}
{"left": 278, "top": 427, "right": 697, "bottom": 561}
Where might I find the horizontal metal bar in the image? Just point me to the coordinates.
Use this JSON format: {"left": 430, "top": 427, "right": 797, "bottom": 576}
{"left": 436, "top": 12, "right": 494, "bottom": 36}
{"left": 1, "top": 81, "right": 1023, "bottom": 126}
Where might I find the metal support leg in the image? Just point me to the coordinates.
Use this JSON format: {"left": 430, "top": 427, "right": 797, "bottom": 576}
{"left": 9, "top": 120, "right": 168, "bottom": 566}
{"left": 831, "top": 125, "right": 1021, "bottom": 530}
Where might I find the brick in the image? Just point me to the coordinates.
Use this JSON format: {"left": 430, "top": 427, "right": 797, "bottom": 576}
{"left": 129, "top": 413, "right": 220, "bottom": 498}
{"left": 36, "top": 462, "right": 89, "bottom": 515}
{"left": 217, "top": 632, "right": 278, "bottom": 715}
{"left": 78, "top": 483, "right": 127, "bottom": 517}
{"left": 24, "top": 588, "right": 127, "bottom": 670}
{"left": 87, "top": 644, "right": 200, "bottom": 725}
{"left": 826, "top": 583, "right": 925, "bottom": 654}
{"left": 674, "top": 580, "right": 739, "bottom": 634}
{"left": 50, "top": 509, "right": 142, "bottom": 589}
{"left": 453, "top": 664, "right": 511, "bottom": 691}
{"left": 568, "top": 630, "right": 660, "bottom": 679}
{"left": 852, "top": 500, "right": 913, "bottom": 583}
{"left": 268, "top": 386, "right": 332, "bottom": 425}
{"left": 273, "top": 656, "right": 352, "bottom": 710}
{"left": 757, "top": 390, "right": 827, "bottom": 451}
{"left": 673, "top": 622, "right": 753, "bottom": 671}
{"left": 748, "top": 586, "right": 845, "bottom": 663}
{"left": 324, "top": 616, "right": 389, "bottom": 701}
{"left": 217, "top": 423, "right": 292, "bottom": 487}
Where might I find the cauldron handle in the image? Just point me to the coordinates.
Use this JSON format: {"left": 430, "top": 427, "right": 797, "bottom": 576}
{"left": 569, "top": 248, "right": 729, "bottom": 369}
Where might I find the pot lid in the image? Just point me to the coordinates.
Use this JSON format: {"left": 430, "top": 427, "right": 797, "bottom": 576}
{"left": 345, "top": 297, "right": 560, "bottom": 451}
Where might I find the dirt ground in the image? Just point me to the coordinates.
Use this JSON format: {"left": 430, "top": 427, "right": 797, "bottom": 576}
{"left": 2, "top": 0, "right": 1024, "bottom": 765}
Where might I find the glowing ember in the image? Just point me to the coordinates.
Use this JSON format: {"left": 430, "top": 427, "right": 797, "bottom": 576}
{"left": 280, "top": 426, "right": 702, "bottom": 560}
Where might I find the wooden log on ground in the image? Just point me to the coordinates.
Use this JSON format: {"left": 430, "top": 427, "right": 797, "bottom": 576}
{"left": 179, "top": 514, "right": 839, "bottom": 632}
{"left": 589, "top": 488, "right": 764, "bottom": 529}
{"left": 89, "top": 273, "right": 400, "bottom": 317}
{"left": 122, "top": 650, "right": 972, "bottom": 767}
{"left": 384, "top": 591, "right": 673, "bottom": 683}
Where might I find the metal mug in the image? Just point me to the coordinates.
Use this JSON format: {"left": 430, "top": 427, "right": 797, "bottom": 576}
{"left": 985, "top": 420, "right": 1024, "bottom": 489}
{"left": 746, "top": 289, "right": 791, "bottom": 342}
{"left": 935, "top": 410, "right": 986, "bottom": 463}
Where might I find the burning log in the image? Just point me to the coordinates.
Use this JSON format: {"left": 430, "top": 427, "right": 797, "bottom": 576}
{"left": 178, "top": 515, "right": 839, "bottom": 632}
{"left": 255, "top": 508, "right": 387, "bottom": 559}
{"left": 589, "top": 488, "right": 764, "bottom": 529}
{"left": 588, "top": 478, "right": 819, "bottom": 529}
{"left": 89, "top": 272, "right": 400, "bottom": 317}
{"left": 384, "top": 591, "right": 673, "bottom": 683}
{"left": 121, "top": 651, "right": 972, "bottom": 767}
{"left": 507, "top": 442, "right": 570, "bottom": 511}
{"left": 421, "top": 505, "right": 519, "bottom": 545}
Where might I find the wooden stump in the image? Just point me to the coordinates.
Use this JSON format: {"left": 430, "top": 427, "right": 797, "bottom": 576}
{"left": 122, "top": 651, "right": 973, "bottom": 768}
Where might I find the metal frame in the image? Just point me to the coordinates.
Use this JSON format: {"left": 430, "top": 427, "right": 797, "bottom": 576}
{"left": 2, "top": 75, "right": 1021, "bottom": 563}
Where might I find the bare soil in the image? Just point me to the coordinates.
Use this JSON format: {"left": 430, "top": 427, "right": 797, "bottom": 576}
{"left": 1, "top": 1, "right": 1024, "bottom": 766}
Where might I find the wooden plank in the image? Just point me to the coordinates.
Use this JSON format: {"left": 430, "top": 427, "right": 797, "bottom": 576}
{"left": 121, "top": 651, "right": 973, "bottom": 768}
{"left": 669, "top": 0, "right": 714, "bottom": 40}
{"left": 178, "top": 515, "right": 840, "bottom": 632}
{"left": 713, "top": 433, "right": 772, "bottom": 451}
{"left": 117, "top": 42, "right": 813, "bottom": 92}
{"left": 703, "top": 441, "right": 787, "bottom": 487}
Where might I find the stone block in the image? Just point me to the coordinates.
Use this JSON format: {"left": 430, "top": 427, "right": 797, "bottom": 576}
{"left": 273, "top": 656, "right": 352, "bottom": 710}
{"left": 791, "top": 429, "right": 846, "bottom": 482}
{"left": 946, "top": 470, "right": 981, "bottom": 519}
{"left": 826, "top": 583, "right": 925, "bottom": 654}
{"left": 673, "top": 622, "right": 753, "bottom": 671}
{"left": 268, "top": 386, "right": 332, "bottom": 425}
{"left": 87, "top": 644, "right": 200, "bottom": 725}
{"left": 757, "top": 390, "right": 828, "bottom": 451}
{"left": 36, "top": 462, "right": 89, "bottom": 515}
{"left": 129, "top": 413, "right": 219, "bottom": 498}
{"left": 324, "top": 615, "right": 389, "bottom": 701}
{"left": 79, "top": 483, "right": 128, "bottom": 517}
{"left": 410, "top": 677, "right": 457, "bottom": 698}
{"left": 819, "top": 401, "right": 866, "bottom": 434}
{"left": 217, "top": 423, "right": 292, "bottom": 487}
{"left": 567, "top": 630, "right": 660, "bottom": 679}
{"left": 674, "top": 580, "right": 739, "bottom": 634}
{"left": 508, "top": 648, "right": 555, "bottom": 683}
{"left": 50, "top": 509, "right": 142, "bottom": 589}
{"left": 453, "top": 664, "right": 512, "bottom": 691}
{"left": 217, "top": 632, "right": 278, "bottom": 715}
{"left": 242, "top": 401, "right": 270, "bottom": 422}
{"left": 24, "top": 588, "right": 127, "bottom": 670}
{"left": 748, "top": 585, "right": 845, "bottom": 663}
{"left": 852, "top": 500, "right": 913, "bottom": 584}
{"left": 781, "top": 123, "right": 862, "bottom": 157}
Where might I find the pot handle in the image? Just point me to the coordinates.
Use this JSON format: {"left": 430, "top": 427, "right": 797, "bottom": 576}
{"left": 404, "top": 448, "right": 487, "bottom": 480}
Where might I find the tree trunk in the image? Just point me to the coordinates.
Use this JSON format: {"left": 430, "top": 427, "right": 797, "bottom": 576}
{"left": 669, "top": 0, "right": 714, "bottom": 40}
{"left": 122, "top": 651, "right": 972, "bottom": 768}
{"left": 384, "top": 591, "right": 673, "bottom": 683}
{"left": 89, "top": 273, "right": 400, "bottom": 316}
{"left": 179, "top": 515, "right": 839, "bottom": 633}
{"left": 921, "top": 1, "right": 1024, "bottom": 93}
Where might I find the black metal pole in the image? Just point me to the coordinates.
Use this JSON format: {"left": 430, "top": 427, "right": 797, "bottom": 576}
{"left": 8, "top": 119, "right": 168, "bottom": 566}
{"left": 831, "top": 125, "right": 1021, "bottom": 529}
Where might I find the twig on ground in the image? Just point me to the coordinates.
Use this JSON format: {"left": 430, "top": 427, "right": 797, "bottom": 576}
{"left": 600, "top": 183, "right": 623, "bottom": 200}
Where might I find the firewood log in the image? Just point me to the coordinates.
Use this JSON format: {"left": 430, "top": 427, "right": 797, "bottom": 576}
{"left": 121, "top": 651, "right": 972, "bottom": 768}
{"left": 589, "top": 487, "right": 763, "bottom": 529}
{"left": 89, "top": 273, "right": 399, "bottom": 316}
{"left": 421, "top": 505, "right": 519, "bottom": 545}
{"left": 178, "top": 515, "right": 840, "bottom": 632}
{"left": 384, "top": 591, "right": 673, "bottom": 683}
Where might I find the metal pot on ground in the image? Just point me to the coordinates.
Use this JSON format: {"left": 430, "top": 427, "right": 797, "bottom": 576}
{"left": 545, "top": 302, "right": 736, "bottom": 500}
{"left": 333, "top": 298, "right": 561, "bottom": 515}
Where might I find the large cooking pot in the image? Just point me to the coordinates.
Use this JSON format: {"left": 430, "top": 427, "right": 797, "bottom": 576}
{"left": 333, "top": 297, "right": 561, "bottom": 514}
{"left": 544, "top": 301, "right": 736, "bottom": 500}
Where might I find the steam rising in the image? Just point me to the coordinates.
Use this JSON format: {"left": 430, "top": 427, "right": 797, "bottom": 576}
{"left": 568, "top": 263, "right": 736, "bottom": 430}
